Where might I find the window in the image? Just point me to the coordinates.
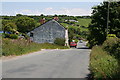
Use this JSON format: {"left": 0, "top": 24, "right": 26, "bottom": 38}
{"left": 30, "top": 32, "right": 33, "bottom": 37}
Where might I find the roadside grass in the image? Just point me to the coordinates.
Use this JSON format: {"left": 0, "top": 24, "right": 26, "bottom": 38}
{"left": 89, "top": 46, "right": 120, "bottom": 79}
{"left": 2, "top": 38, "right": 69, "bottom": 56}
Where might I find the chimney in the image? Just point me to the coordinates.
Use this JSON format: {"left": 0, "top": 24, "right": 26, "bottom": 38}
{"left": 53, "top": 17, "right": 59, "bottom": 21}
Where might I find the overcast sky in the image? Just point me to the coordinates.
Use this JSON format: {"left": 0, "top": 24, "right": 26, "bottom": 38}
{"left": 1, "top": 0, "right": 104, "bottom": 16}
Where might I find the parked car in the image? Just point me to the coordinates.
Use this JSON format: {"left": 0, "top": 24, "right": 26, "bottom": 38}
{"left": 70, "top": 42, "right": 77, "bottom": 48}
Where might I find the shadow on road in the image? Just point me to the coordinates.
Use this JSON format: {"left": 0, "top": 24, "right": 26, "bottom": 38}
{"left": 77, "top": 47, "right": 90, "bottom": 49}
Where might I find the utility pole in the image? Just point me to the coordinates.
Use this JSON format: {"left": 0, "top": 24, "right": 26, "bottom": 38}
{"left": 106, "top": 1, "right": 110, "bottom": 35}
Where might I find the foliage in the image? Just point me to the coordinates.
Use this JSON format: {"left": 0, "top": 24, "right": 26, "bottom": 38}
{"left": 72, "top": 39, "right": 79, "bottom": 43}
{"left": 4, "top": 34, "right": 18, "bottom": 39}
{"left": 88, "top": 1, "right": 120, "bottom": 47}
{"left": 16, "top": 14, "right": 23, "bottom": 16}
{"left": 87, "top": 34, "right": 98, "bottom": 48}
{"left": 2, "top": 33, "right": 5, "bottom": 38}
{"left": 9, "top": 34, "right": 18, "bottom": 39}
{"left": 15, "top": 16, "right": 36, "bottom": 33}
{"left": 90, "top": 46, "right": 120, "bottom": 79}
{"left": 2, "top": 20, "right": 13, "bottom": 26}
{"left": 3, "top": 22, "right": 17, "bottom": 32}
{"left": 0, "top": 19, "right": 2, "bottom": 31}
{"left": 2, "top": 38, "right": 68, "bottom": 56}
{"left": 54, "top": 38, "right": 65, "bottom": 46}
{"left": 107, "top": 34, "right": 117, "bottom": 39}
{"left": 68, "top": 27, "right": 78, "bottom": 42}
{"left": 102, "top": 38, "right": 120, "bottom": 60}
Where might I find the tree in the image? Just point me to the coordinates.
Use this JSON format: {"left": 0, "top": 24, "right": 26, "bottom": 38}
{"left": 68, "top": 27, "right": 81, "bottom": 42}
{"left": 15, "top": 16, "right": 36, "bottom": 33}
{"left": 88, "top": 1, "right": 120, "bottom": 47}
{"left": 16, "top": 14, "right": 23, "bottom": 16}
{"left": 40, "top": 14, "right": 44, "bottom": 16}
{"left": 68, "top": 27, "right": 76, "bottom": 42}
{"left": 3, "top": 22, "right": 17, "bottom": 33}
{"left": 2, "top": 20, "right": 12, "bottom": 26}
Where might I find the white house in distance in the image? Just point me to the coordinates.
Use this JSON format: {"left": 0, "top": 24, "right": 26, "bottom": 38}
{"left": 65, "top": 20, "right": 78, "bottom": 22}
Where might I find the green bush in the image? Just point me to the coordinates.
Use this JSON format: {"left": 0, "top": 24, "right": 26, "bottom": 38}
{"left": 102, "top": 38, "right": 120, "bottom": 60}
{"left": 9, "top": 34, "right": 18, "bottom": 39}
{"left": 54, "top": 38, "right": 65, "bottom": 46}
{"left": 4, "top": 34, "right": 10, "bottom": 38}
{"left": 90, "top": 46, "right": 120, "bottom": 79}
{"left": 4, "top": 34, "right": 18, "bottom": 39}
{"left": 87, "top": 38, "right": 98, "bottom": 48}
{"left": 107, "top": 34, "right": 117, "bottom": 39}
{"left": 2, "top": 33, "right": 5, "bottom": 38}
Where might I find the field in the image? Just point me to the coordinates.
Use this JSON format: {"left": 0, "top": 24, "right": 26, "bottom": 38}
{"left": 61, "top": 18, "right": 91, "bottom": 32}
{"left": 76, "top": 18, "right": 91, "bottom": 27}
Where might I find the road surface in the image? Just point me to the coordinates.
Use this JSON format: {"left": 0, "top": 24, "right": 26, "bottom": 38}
{"left": 2, "top": 42, "right": 90, "bottom": 78}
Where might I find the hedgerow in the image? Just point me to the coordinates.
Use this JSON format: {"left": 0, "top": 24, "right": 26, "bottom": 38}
{"left": 102, "top": 38, "right": 120, "bottom": 60}
{"left": 54, "top": 38, "right": 65, "bottom": 46}
{"left": 89, "top": 46, "right": 120, "bottom": 80}
{"left": 89, "top": 37, "right": 120, "bottom": 79}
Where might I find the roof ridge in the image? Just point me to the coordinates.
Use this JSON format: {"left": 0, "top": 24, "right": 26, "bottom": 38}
{"left": 29, "top": 19, "right": 66, "bottom": 32}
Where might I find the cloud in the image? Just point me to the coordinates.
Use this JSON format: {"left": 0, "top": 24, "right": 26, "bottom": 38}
{"left": 14, "top": 9, "right": 42, "bottom": 15}
{"left": 45, "top": 7, "right": 53, "bottom": 11}
{"left": 43, "top": 8, "right": 92, "bottom": 16}
{"left": 14, "top": 8, "right": 92, "bottom": 16}
{"left": 67, "top": 8, "right": 92, "bottom": 16}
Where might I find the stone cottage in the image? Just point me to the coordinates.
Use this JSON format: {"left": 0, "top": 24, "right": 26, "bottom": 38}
{"left": 27, "top": 19, "right": 69, "bottom": 46}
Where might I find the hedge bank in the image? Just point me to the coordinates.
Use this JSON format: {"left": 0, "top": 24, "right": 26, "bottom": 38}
{"left": 89, "top": 38, "right": 120, "bottom": 80}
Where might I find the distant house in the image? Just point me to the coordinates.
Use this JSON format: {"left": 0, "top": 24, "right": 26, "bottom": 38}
{"left": 65, "top": 20, "right": 78, "bottom": 22}
{"left": 27, "top": 19, "right": 69, "bottom": 46}
{"left": 40, "top": 18, "right": 46, "bottom": 24}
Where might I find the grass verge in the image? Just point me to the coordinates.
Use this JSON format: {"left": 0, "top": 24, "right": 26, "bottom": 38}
{"left": 2, "top": 38, "right": 69, "bottom": 56}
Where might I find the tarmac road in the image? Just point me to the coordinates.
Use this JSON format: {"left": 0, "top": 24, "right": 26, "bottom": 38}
{"left": 2, "top": 42, "right": 90, "bottom": 78}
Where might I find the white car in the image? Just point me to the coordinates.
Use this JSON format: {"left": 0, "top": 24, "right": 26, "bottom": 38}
{"left": 79, "top": 40, "right": 83, "bottom": 43}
